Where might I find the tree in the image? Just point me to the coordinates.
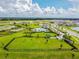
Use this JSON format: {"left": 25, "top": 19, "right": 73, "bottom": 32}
{"left": 45, "top": 34, "right": 51, "bottom": 44}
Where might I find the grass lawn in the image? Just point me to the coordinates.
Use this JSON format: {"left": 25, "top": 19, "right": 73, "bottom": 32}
{"left": 0, "top": 20, "right": 79, "bottom": 59}
{"left": 0, "top": 31, "right": 26, "bottom": 47}
{"left": 0, "top": 50, "right": 79, "bottom": 59}
{"left": 7, "top": 37, "right": 71, "bottom": 50}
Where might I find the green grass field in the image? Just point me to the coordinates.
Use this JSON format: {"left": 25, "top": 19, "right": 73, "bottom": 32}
{"left": 0, "top": 20, "right": 79, "bottom": 59}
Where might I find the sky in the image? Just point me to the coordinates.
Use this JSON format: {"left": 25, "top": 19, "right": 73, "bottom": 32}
{"left": 0, "top": 0, "right": 79, "bottom": 18}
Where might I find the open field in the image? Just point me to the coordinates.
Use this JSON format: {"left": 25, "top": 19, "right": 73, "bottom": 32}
{"left": 0, "top": 20, "right": 79, "bottom": 59}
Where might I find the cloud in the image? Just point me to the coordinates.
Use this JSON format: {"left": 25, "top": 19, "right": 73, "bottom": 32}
{"left": 13, "top": 0, "right": 32, "bottom": 13}
{"left": 0, "top": 6, "right": 5, "bottom": 12}
{"left": 68, "top": 8, "right": 79, "bottom": 14}
{"left": 58, "top": 7, "right": 79, "bottom": 16}
{"left": 32, "top": 3, "right": 43, "bottom": 15}
{"left": 58, "top": 8, "right": 66, "bottom": 14}
{"left": 68, "top": 0, "right": 79, "bottom": 2}
{"left": 43, "top": 7, "right": 57, "bottom": 14}
{"left": 0, "top": 0, "right": 79, "bottom": 18}
{"left": 0, "top": 0, "right": 33, "bottom": 17}
{"left": 68, "top": 0, "right": 79, "bottom": 8}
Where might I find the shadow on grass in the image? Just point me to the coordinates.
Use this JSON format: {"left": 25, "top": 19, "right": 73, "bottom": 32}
{"left": 7, "top": 48, "right": 79, "bottom": 52}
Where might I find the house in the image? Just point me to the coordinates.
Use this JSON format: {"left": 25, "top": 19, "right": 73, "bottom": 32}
{"left": 40, "top": 23, "right": 49, "bottom": 28}
{"left": 32, "top": 28, "right": 48, "bottom": 32}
